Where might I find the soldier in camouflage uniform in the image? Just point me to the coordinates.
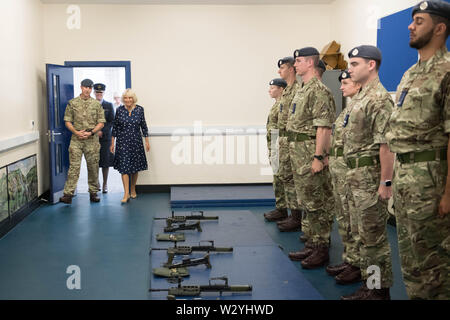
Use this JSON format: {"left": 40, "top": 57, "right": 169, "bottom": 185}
{"left": 386, "top": 1, "right": 450, "bottom": 300}
{"left": 286, "top": 47, "right": 336, "bottom": 269}
{"left": 265, "top": 57, "right": 304, "bottom": 235}
{"left": 59, "top": 79, "right": 106, "bottom": 204}
{"left": 341, "top": 46, "right": 394, "bottom": 300}
{"left": 265, "top": 78, "right": 287, "bottom": 218}
{"left": 326, "top": 70, "right": 362, "bottom": 285}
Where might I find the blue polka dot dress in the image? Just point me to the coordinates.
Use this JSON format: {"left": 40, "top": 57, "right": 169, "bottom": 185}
{"left": 112, "top": 105, "right": 149, "bottom": 175}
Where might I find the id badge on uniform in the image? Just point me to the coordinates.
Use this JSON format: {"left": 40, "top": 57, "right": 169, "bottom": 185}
{"left": 397, "top": 88, "right": 409, "bottom": 107}
{"left": 292, "top": 103, "right": 296, "bottom": 114}
{"left": 343, "top": 114, "right": 350, "bottom": 128}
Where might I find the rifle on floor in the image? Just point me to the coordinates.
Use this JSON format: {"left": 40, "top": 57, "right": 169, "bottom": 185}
{"left": 155, "top": 211, "right": 218, "bottom": 226}
{"left": 163, "top": 221, "right": 202, "bottom": 233}
{"left": 150, "top": 240, "right": 233, "bottom": 264}
{"left": 152, "top": 254, "right": 212, "bottom": 277}
{"left": 150, "top": 276, "right": 252, "bottom": 299}
{"left": 163, "top": 253, "right": 212, "bottom": 269}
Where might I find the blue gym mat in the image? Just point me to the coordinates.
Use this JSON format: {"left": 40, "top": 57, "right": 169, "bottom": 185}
{"left": 149, "top": 210, "right": 323, "bottom": 300}
{"left": 170, "top": 185, "right": 276, "bottom": 208}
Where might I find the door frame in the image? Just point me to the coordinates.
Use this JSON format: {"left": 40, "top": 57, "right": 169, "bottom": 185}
{"left": 64, "top": 61, "right": 132, "bottom": 88}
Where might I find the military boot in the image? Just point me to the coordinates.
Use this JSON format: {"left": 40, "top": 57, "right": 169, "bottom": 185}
{"left": 288, "top": 242, "right": 314, "bottom": 261}
{"left": 335, "top": 264, "right": 362, "bottom": 284}
{"left": 299, "top": 234, "right": 309, "bottom": 243}
{"left": 362, "top": 288, "right": 391, "bottom": 300}
{"left": 278, "top": 209, "right": 302, "bottom": 232}
{"left": 301, "top": 244, "right": 329, "bottom": 269}
{"left": 59, "top": 194, "right": 73, "bottom": 204}
{"left": 90, "top": 193, "right": 100, "bottom": 203}
{"left": 264, "top": 208, "right": 288, "bottom": 222}
{"left": 326, "top": 262, "right": 349, "bottom": 276}
{"left": 340, "top": 283, "right": 369, "bottom": 300}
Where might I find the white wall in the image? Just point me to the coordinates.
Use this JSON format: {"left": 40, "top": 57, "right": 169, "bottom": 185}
{"left": 0, "top": 0, "right": 46, "bottom": 194}
{"left": 43, "top": 3, "right": 333, "bottom": 185}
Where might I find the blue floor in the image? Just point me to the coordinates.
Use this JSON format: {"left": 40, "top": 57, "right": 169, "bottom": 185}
{"left": 0, "top": 191, "right": 408, "bottom": 300}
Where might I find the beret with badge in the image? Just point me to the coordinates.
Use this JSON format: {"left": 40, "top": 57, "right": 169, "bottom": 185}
{"left": 348, "top": 45, "right": 382, "bottom": 62}
{"left": 338, "top": 70, "right": 350, "bottom": 82}
{"left": 80, "top": 79, "right": 94, "bottom": 87}
{"left": 294, "top": 47, "right": 320, "bottom": 58}
{"left": 269, "top": 78, "right": 288, "bottom": 88}
{"left": 278, "top": 56, "right": 295, "bottom": 68}
{"left": 412, "top": 0, "right": 450, "bottom": 20}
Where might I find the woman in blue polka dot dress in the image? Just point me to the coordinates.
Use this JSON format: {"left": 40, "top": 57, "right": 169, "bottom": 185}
{"left": 110, "top": 89, "right": 150, "bottom": 203}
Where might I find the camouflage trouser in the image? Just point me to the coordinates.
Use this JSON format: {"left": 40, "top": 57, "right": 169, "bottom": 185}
{"left": 63, "top": 136, "right": 100, "bottom": 195}
{"left": 329, "top": 156, "right": 359, "bottom": 266}
{"left": 346, "top": 164, "right": 393, "bottom": 287}
{"left": 393, "top": 160, "right": 450, "bottom": 299}
{"left": 268, "top": 135, "right": 287, "bottom": 209}
{"left": 278, "top": 137, "right": 300, "bottom": 211}
{"left": 289, "top": 140, "right": 334, "bottom": 246}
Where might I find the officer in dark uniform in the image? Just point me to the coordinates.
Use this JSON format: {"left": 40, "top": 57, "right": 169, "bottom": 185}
{"left": 93, "top": 83, "right": 115, "bottom": 193}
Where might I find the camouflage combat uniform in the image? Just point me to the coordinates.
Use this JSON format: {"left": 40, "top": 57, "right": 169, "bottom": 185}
{"left": 277, "top": 80, "right": 302, "bottom": 213}
{"left": 267, "top": 99, "right": 287, "bottom": 209}
{"left": 329, "top": 104, "right": 359, "bottom": 267}
{"left": 343, "top": 77, "right": 394, "bottom": 288}
{"left": 63, "top": 96, "right": 106, "bottom": 195}
{"left": 386, "top": 46, "right": 450, "bottom": 299}
{"left": 286, "top": 77, "right": 335, "bottom": 246}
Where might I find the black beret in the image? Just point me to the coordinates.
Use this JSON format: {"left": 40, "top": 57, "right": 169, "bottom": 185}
{"left": 269, "top": 78, "right": 288, "bottom": 88}
{"left": 317, "top": 59, "right": 327, "bottom": 71}
{"left": 348, "top": 45, "right": 382, "bottom": 62}
{"left": 338, "top": 70, "right": 350, "bottom": 82}
{"left": 294, "top": 47, "right": 320, "bottom": 58}
{"left": 94, "top": 83, "right": 106, "bottom": 92}
{"left": 412, "top": 1, "right": 450, "bottom": 20}
{"left": 278, "top": 56, "right": 295, "bottom": 68}
{"left": 80, "top": 79, "right": 94, "bottom": 87}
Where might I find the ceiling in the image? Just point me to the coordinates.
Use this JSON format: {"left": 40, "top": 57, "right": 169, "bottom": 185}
{"left": 40, "top": 0, "right": 335, "bottom": 4}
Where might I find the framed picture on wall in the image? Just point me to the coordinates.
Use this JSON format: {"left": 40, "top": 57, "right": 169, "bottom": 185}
{"left": 0, "top": 166, "right": 8, "bottom": 224}
{"left": 7, "top": 155, "right": 38, "bottom": 216}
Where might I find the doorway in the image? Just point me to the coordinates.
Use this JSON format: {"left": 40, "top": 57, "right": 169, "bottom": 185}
{"left": 66, "top": 61, "right": 130, "bottom": 194}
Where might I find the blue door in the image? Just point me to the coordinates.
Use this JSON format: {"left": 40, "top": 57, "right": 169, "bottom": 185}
{"left": 46, "top": 64, "right": 74, "bottom": 204}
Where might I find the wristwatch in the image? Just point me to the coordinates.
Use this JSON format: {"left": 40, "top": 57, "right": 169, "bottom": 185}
{"left": 314, "top": 155, "right": 324, "bottom": 161}
{"left": 380, "top": 180, "right": 392, "bottom": 187}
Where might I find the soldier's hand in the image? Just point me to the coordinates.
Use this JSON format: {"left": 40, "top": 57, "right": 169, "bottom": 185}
{"left": 438, "top": 195, "right": 450, "bottom": 218}
{"left": 311, "top": 158, "right": 324, "bottom": 174}
{"left": 378, "top": 185, "right": 392, "bottom": 200}
{"left": 76, "top": 130, "right": 87, "bottom": 140}
{"left": 97, "top": 131, "right": 103, "bottom": 138}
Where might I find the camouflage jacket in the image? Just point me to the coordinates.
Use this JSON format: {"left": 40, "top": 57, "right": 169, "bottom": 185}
{"left": 343, "top": 77, "right": 394, "bottom": 159}
{"left": 331, "top": 104, "right": 354, "bottom": 149}
{"left": 267, "top": 100, "right": 281, "bottom": 147}
{"left": 64, "top": 96, "right": 106, "bottom": 131}
{"left": 386, "top": 46, "right": 450, "bottom": 154}
{"left": 286, "top": 77, "right": 336, "bottom": 135}
{"left": 277, "top": 80, "right": 300, "bottom": 131}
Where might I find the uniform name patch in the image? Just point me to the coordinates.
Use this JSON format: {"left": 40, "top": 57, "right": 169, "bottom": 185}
{"left": 397, "top": 88, "right": 409, "bottom": 107}
{"left": 343, "top": 114, "right": 350, "bottom": 127}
